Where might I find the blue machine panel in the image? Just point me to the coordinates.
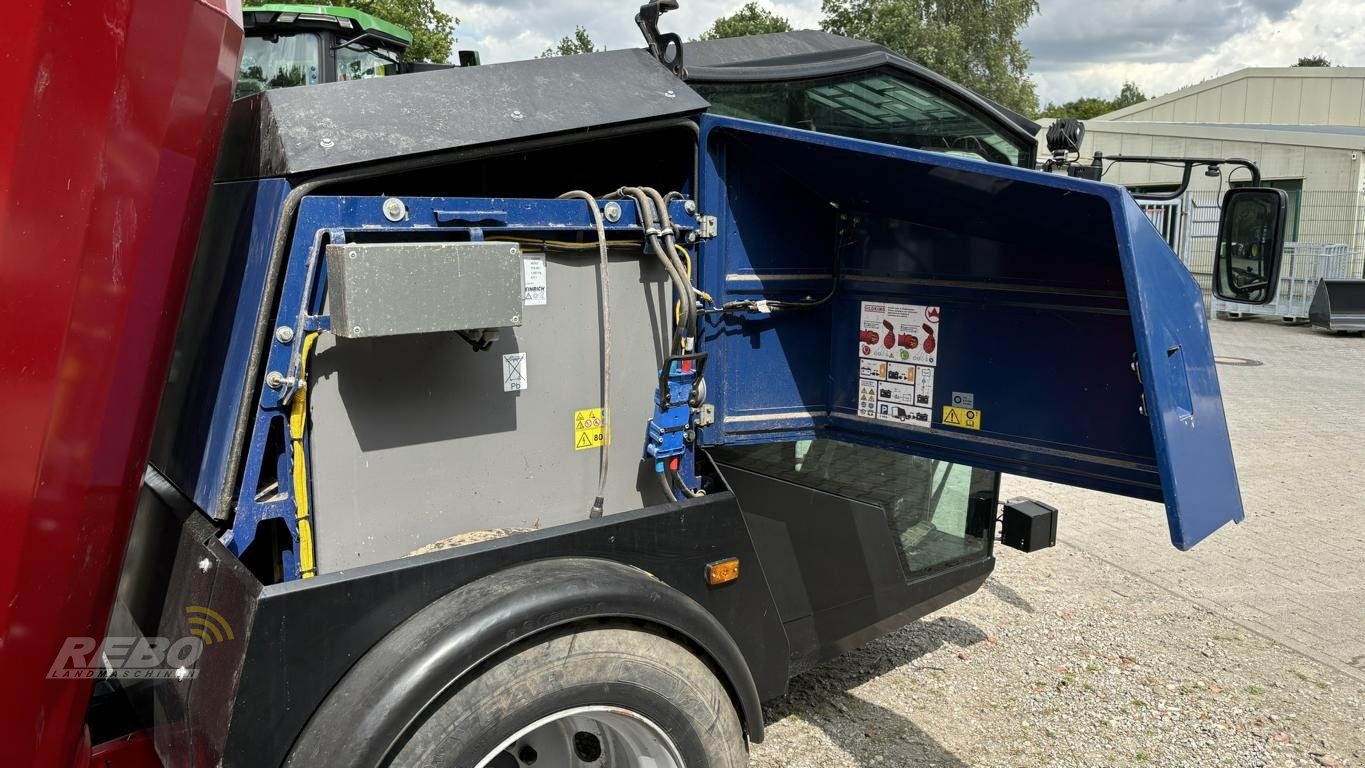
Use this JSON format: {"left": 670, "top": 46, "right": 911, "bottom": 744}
{"left": 695, "top": 115, "right": 1243, "bottom": 550}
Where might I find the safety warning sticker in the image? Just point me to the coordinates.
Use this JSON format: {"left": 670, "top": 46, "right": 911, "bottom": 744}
{"left": 574, "top": 408, "right": 608, "bottom": 450}
{"left": 857, "top": 302, "right": 941, "bottom": 427}
{"left": 942, "top": 405, "right": 981, "bottom": 431}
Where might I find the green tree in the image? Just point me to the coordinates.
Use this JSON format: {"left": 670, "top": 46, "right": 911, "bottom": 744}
{"left": 1294, "top": 55, "right": 1332, "bottom": 67}
{"left": 540, "top": 26, "right": 600, "bottom": 57}
{"left": 1040, "top": 81, "right": 1146, "bottom": 119}
{"left": 820, "top": 0, "right": 1039, "bottom": 115}
{"left": 700, "top": 2, "right": 794, "bottom": 40}
{"left": 335, "top": 0, "right": 456, "bottom": 63}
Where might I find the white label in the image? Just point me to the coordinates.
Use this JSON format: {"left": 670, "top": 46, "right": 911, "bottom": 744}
{"left": 857, "top": 301, "right": 942, "bottom": 428}
{"left": 523, "top": 255, "right": 547, "bottom": 306}
{"left": 502, "top": 353, "right": 527, "bottom": 392}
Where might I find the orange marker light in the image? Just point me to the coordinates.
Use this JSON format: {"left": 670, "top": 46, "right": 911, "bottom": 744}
{"left": 705, "top": 557, "right": 740, "bottom": 586}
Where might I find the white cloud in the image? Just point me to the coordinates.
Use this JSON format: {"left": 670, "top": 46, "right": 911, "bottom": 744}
{"left": 438, "top": 0, "right": 1365, "bottom": 109}
{"left": 1027, "top": 0, "right": 1365, "bottom": 104}
{"left": 444, "top": 1, "right": 823, "bottom": 64}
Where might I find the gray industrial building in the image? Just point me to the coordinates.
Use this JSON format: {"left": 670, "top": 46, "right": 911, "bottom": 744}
{"left": 1042, "top": 67, "right": 1365, "bottom": 283}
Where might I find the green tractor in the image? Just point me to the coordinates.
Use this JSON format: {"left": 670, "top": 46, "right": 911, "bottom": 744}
{"left": 235, "top": 4, "right": 477, "bottom": 99}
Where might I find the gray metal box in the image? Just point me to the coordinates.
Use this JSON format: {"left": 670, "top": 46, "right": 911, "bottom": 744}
{"left": 328, "top": 241, "right": 523, "bottom": 338}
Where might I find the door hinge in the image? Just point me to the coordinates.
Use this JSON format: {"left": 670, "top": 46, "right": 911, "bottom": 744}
{"left": 697, "top": 215, "right": 717, "bottom": 240}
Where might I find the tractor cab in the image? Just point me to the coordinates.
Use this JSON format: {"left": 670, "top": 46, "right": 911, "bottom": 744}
{"left": 235, "top": 4, "right": 478, "bottom": 100}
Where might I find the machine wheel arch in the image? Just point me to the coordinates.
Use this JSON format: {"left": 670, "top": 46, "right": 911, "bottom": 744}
{"left": 285, "top": 556, "right": 765, "bottom": 767}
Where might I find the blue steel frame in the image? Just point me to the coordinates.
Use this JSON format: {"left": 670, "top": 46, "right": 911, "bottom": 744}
{"left": 226, "top": 195, "right": 699, "bottom": 578}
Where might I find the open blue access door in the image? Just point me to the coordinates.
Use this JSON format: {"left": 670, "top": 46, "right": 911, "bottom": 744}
{"left": 694, "top": 115, "right": 1243, "bottom": 550}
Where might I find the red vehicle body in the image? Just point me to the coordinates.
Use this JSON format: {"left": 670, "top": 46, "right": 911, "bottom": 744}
{"left": 0, "top": 1, "right": 242, "bottom": 765}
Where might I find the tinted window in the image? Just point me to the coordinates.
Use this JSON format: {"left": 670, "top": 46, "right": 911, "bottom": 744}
{"left": 710, "top": 438, "right": 993, "bottom": 579}
{"left": 697, "top": 72, "right": 1028, "bottom": 166}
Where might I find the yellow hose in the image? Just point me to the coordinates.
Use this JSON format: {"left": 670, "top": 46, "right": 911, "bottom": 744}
{"left": 289, "top": 332, "right": 320, "bottom": 578}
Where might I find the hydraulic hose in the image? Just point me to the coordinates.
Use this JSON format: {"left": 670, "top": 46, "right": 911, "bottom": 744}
{"left": 559, "top": 191, "right": 612, "bottom": 519}
{"left": 612, "top": 187, "right": 694, "bottom": 352}
{"left": 641, "top": 186, "right": 698, "bottom": 341}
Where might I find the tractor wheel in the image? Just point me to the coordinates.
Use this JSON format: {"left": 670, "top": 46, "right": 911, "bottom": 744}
{"left": 389, "top": 626, "right": 748, "bottom": 768}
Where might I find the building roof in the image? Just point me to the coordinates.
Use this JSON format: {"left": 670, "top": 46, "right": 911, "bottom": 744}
{"left": 1072, "top": 120, "right": 1365, "bottom": 150}
{"left": 1097, "top": 67, "right": 1365, "bottom": 126}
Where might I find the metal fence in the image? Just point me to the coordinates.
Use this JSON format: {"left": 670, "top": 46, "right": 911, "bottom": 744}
{"left": 1140, "top": 190, "right": 1365, "bottom": 295}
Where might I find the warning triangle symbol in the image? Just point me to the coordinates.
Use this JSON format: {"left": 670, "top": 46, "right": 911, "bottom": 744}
{"left": 576, "top": 432, "right": 593, "bottom": 449}
{"left": 575, "top": 418, "right": 586, "bottom": 430}
{"left": 945, "top": 409, "right": 961, "bottom": 425}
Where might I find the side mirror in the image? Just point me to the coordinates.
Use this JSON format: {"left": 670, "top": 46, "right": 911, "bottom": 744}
{"left": 1213, "top": 187, "right": 1288, "bottom": 305}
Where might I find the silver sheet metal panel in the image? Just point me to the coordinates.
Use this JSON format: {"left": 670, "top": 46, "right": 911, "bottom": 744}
{"left": 309, "top": 253, "right": 673, "bottom": 571}
{"left": 329, "top": 242, "right": 524, "bottom": 338}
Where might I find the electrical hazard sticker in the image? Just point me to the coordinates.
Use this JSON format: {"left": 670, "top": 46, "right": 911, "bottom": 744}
{"left": 857, "top": 302, "right": 940, "bottom": 428}
{"left": 574, "top": 408, "right": 608, "bottom": 450}
{"left": 942, "top": 406, "right": 981, "bottom": 431}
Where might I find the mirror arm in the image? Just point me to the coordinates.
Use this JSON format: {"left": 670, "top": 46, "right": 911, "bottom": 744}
{"left": 1099, "top": 155, "right": 1263, "bottom": 200}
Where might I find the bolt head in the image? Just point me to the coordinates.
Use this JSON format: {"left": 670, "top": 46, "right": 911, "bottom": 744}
{"left": 265, "top": 371, "right": 285, "bottom": 389}
{"left": 319, "top": 137, "right": 335, "bottom": 148}
{"left": 381, "top": 197, "right": 407, "bottom": 222}
{"left": 510, "top": 109, "right": 524, "bottom": 121}
{"left": 275, "top": 326, "right": 295, "bottom": 344}
{"left": 509, "top": 315, "right": 520, "bottom": 324}
{"left": 683, "top": 199, "right": 698, "bottom": 215}
{"left": 352, "top": 326, "right": 363, "bottom": 336}
{"left": 686, "top": 231, "right": 698, "bottom": 244}
{"left": 603, "top": 201, "right": 622, "bottom": 223}
{"left": 664, "top": 90, "right": 676, "bottom": 98}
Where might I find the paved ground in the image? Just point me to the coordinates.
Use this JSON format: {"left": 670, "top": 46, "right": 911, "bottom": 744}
{"left": 750, "top": 317, "right": 1365, "bottom": 766}
{"left": 1004, "top": 317, "right": 1365, "bottom": 683}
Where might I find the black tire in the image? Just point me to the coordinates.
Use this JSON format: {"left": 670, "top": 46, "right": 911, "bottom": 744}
{"left": 390, "top": 626, "right": 748, "bottom": 768}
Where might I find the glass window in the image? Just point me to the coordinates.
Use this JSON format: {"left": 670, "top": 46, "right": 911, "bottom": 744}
{"left": 235, "top": 34, "right": 322, "bottom": 100}
{"left": 709, "top": 438, "right": 993, "bottom": 579}
{"left": 696, "top": 72, "right": 1028, "bottom": 167}
{"left": 336, "top": 46, "right": 398, "bottom": 82}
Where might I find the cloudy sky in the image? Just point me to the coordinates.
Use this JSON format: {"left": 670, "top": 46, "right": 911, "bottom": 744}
{"left": 442, "top": 0, "right": 1365, "bottom": 104}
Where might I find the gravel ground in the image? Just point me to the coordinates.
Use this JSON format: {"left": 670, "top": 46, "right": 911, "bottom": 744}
{"left": 749, "top": 543, "right": 1365, "bottom": 767}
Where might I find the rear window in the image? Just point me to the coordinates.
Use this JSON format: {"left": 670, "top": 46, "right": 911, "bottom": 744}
{"left": 696, "top": 71, "right": 1028, "bottom": 167}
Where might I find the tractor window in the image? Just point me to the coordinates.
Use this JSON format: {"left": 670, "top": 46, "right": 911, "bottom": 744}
{"left": 697, "top": 71, "right": 1028, "bottom": 167}
{"left": 336, "top": 46, "right": 398, "bottom": 81}
{"left": 710, "top": 439, "right": 994, "bottom": 579}
{"left": 235, "top": 33, "right": 322, "bottom": 99}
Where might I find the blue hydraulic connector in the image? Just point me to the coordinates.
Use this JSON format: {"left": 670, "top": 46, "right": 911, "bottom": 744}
{"left": 645, "top": 352, "right": 706, "bottom": 473}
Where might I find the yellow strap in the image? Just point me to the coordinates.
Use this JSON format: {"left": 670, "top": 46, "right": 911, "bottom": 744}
{"left": 289, "top": 332, "right": 320, "bottom": 578}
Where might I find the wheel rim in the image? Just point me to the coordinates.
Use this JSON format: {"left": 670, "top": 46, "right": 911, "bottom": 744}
{"left": 473, "top": 704, "right": 686, "bottom": 768}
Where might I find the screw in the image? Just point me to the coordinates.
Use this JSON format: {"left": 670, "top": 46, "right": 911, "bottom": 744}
{"left": 686, "top": 231, "right": 698, "bottom": 243}
{"left": 509, "top": 246, "right": 519, "bottom": 255}
{"left": 510, "top": 109, "right": 524, "bottom": 121}
{"left": 509, "top": 315, "right": 520, "bottom": 324}
{"left": 319, "top": 137, "right": 335, "bottom": 148}
{"left": 382, "top": 197, "right": 407, "bottom": 222}
{"left": 603, "top": 201, "right": 622, "bottom": 223}
{"left": 352, "top": 326, "right": 363, "bottom": 335}
{"left": 664, "top": 90, "right": 676, "bottom": 99}
{"left": 275, "top": 326, "right": 295, "bottom": 344}
{"left": 348, "top": 250, "right": 358, "bottom": 259}
{"left": 265, "top": 371, "right": 286, "bottom": 389}
{"left": 198, "top": 558, "right": 212, "bottom": 573}
{"left": 683, "top": 199, "right": 698, "bottom": 215}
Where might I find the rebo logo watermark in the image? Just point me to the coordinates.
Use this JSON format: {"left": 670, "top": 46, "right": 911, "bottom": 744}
{"left": 47, "top": 606, "right": 235, "bottom": 680}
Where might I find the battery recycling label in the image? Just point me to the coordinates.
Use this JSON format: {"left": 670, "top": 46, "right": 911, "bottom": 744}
{"left": 856, "top": 301, "right": 941, "bottom": 428}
